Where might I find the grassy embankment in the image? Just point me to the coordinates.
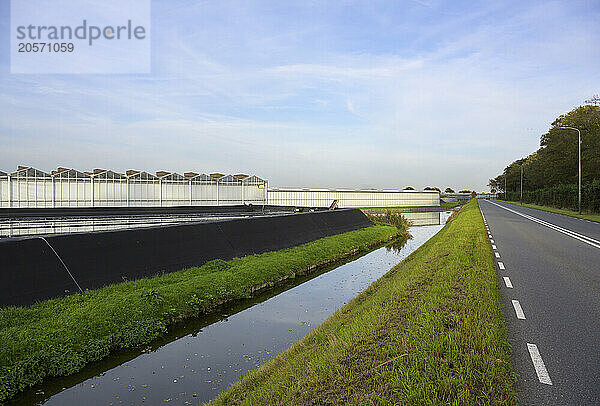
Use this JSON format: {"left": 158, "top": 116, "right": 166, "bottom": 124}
{"left": 0, "top": 225, "right": 400, "bottom": 403}
{"left": 500, "top": 200, "right": 600, "bottom": 223}
{"left": 210, "top": 200, "right": 517, "bottom": 405}
{"left": 439, "top": 200, "right": 462, "bottom": 208}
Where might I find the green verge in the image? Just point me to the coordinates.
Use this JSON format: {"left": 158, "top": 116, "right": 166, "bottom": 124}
{"left": 440, "top": 201, "right": 462, "bottom": 209}
{"left": 0, "top": 225, "right": 399, "bottom": 403}
{"left": 500, "top": 200, "right": 600, "bottom": 223}
{"left": 210, "top": 200, "right": 517, "bottom": 406}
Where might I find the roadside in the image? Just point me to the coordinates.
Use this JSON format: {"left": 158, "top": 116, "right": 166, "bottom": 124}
{"left": 209, "top": 200, "right": 516, "bottom": 405}
{"left": 0, "top": 225, "right": 399, "bottom": 403}
{"left": 500, "top": 200, "right": 600, "bottom": 223}
{"left": 480, "top": 199, "right": 600, "bottom": 404}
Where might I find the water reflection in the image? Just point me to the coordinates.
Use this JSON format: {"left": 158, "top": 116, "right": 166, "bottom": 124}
{"left": 0, "top": 214, "right": 263, "bottom": 238}
{"left": 399, "top": 211, "right": 442, "bottom": 226}
{"left": 385, "top": 235, "right": 411, "bottom": 254}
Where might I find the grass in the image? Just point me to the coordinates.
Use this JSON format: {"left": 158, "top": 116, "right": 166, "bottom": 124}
{"left": 210, "top": 200, "right": 517, "bottom": 406}
{"left": 365, "top": 211, "right": 413, "bottom": 238}
{"left": 0, "top": 225, "right": 400, "bottom": 403}
{"left": 440, "top": 200, "right": 462, "bottom": 208}
{"left": 500, "top": 200, "right": 600, "bottom": 223}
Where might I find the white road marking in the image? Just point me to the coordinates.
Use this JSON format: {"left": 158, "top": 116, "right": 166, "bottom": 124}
{"left": 503, "top": 276, "right": 513, "bottom": 288}
{"left": 527, "top": 343, "right": 553, "bottom": 385}
{"left": 491, "top": 239, "right": 495, "bottom": 244}
{"left": 489, "top": 234, "right": 493, "bottom": 238}
{"left": 498, "top": 262, "right": 505, "bottom": 270}
{"left": 495, "top": 252, "right": 500, "bottom": 258}
{"left": 492, "top": 244, "right": 497, "bottom": 249}
{"left": 512, "top": 300, "right": 526, "bottom": 319}
{"left": 488, "top": 201, "right": 600, "bottom": 249}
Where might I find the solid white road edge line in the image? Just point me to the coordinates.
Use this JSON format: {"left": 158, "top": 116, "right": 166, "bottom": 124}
{"left": 512, "top": 300, "right": 526, "bottom": 319}
{"left": 503, "top": 276, "right": 513, "bottom": 288}
{"left": 527, "top": 343, "right": 553, "bottom": 385}
{"left": 488, "top": 201, "right": 600, "bottom": 249}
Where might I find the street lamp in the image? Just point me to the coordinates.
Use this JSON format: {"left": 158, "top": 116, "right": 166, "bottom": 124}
{"left": 557, "top": 126, "right": 582, "bottom": 214}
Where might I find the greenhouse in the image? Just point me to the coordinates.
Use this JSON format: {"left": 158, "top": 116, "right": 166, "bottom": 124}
{"left": 0, "top": 166, "right": 268, "bottom": 208}
{"left": 267, "top": 188, "right": 439, "bottom": 208}
{"left": 0, "top": 166, "right": 440, "bottom": 209}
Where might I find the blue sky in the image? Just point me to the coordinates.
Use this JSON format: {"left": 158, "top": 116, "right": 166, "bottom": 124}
{"left": 1, "top": 0, "right": 599, "bottom": 191}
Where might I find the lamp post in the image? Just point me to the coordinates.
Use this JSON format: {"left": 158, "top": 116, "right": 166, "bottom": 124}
{"left": 557, "top": 126, "right": 582, "bottom": 214}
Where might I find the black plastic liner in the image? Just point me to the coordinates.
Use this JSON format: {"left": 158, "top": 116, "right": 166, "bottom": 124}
{"left": 0, "top": 209, "right": 373, "bottom": 308}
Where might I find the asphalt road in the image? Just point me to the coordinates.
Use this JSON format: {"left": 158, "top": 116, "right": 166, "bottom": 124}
{"left": 478, "top": 200, "right": 600, "bottom": 405}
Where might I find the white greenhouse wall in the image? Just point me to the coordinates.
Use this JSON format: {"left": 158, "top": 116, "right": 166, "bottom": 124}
{"left": 267, "top": 189, "right": 439, "bottom": 208}
{"left": 0, "top": 168, "right": 268, "bottom": 208}
{"left": 0, "top": 167, "right": 438, "bottom": 209}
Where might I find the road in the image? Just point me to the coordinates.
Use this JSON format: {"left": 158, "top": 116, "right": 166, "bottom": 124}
{"left": 478, "top": 200, "right": 600, "bottom": 405}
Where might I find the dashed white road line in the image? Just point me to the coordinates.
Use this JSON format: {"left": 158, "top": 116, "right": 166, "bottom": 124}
{"left": 490, "top": 239, "right": 495, "bottom": 244}
{"left": 527, "top": 343, "right": 553, "bottom": 385}
{"left": 503, "top": 276, "right": 513, "bottom": 288}
{"left": 488, "top": 201, "right": 600, "bottom": 249}
{"left": 495, "top": 252, "right": 500, "bottom": 258}
{"left": 492, "top": 244, "right": 497, "bottom": 249}
{"left": 498, "top": 262, "right": 505, "bottom": 270}
{"left": 512, "top": 300, "right": 526, "bottom": 319}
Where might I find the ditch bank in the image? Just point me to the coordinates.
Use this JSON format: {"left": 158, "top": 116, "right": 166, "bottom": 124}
{"left": 0, "top": 223, "right": 400, "bottom": 403}
{"left": 210, "top": 200, "right": 517, "bottom": 405}
{"left": 1, "top": 208, "right": 371, "bottom": 308}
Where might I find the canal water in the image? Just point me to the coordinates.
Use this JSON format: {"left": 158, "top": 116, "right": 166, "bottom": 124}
{"left": 12, "top": 211, "right": 450, "bottom": 406}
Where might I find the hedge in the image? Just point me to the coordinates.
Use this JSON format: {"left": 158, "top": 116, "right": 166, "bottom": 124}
{"left": 501, "top": 180, "right": 600, "bottom": 213}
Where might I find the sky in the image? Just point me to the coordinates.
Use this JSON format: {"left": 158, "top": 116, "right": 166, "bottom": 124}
{"left": 1, "top": 0, "right": 599, "bottom": 191}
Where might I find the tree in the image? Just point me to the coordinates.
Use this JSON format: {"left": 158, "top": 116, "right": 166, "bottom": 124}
{"left": 491, "top": 101, "right": 600, "bottom": 193}
{"left": 424, "top": 187, "right": 441, "bottom": 192}
{"left": 403, "top": 186, "right": 414, "bottom": 190}
{"left": 445, "top": 187, "right": 455, "bottom": 193}
{"left": 459, "top": 190, "right": 471, "bottom": 194}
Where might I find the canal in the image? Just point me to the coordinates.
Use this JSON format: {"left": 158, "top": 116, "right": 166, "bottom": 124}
{"left": 11, "top": 211, "right": 451, "bottom": 406}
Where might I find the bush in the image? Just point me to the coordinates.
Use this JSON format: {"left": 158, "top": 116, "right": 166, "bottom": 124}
{"left": 366, "top": 211, "right": 412, "bottom": 238}
{"left": 503, "top": 180, "right": 600, "bottom": 213}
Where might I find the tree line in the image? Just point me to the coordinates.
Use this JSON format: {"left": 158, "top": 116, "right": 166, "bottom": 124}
{"left": 488, "top": 97, "right": 600, "bottom": 211}
{"left": 403, "top": 186, "right": 474, "bottom": 194}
